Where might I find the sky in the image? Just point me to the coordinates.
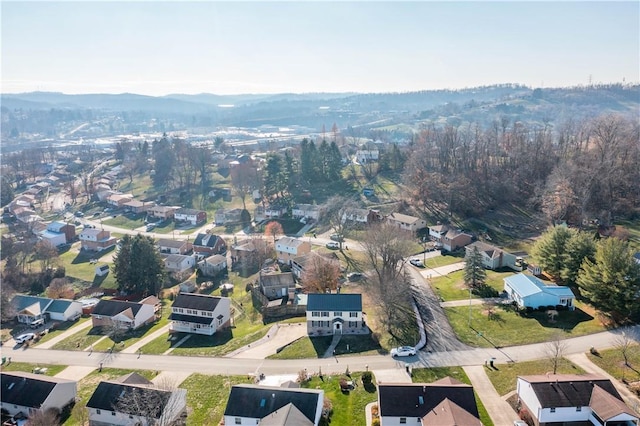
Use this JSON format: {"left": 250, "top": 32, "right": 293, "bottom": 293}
{"left": 1, "top": 1, "right": 639, "bottom": 96}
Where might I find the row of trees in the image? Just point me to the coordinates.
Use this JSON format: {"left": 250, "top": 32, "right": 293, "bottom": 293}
{"left": 533, "top": 226, "right": 640, "bottom": 323}
{"left": 403, "top": 114, "right": 639, "bottom": 222}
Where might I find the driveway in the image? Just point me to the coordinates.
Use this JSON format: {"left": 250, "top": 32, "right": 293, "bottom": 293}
{"left": 464, "top": 365, "right": 519, "bottom": 425}
{"left": 231, "top": 323, "right": 307, "bottom": 359}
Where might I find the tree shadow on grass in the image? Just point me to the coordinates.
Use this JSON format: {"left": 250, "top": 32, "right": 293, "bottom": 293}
{"left": 528, "top": 307, "right": 594, "bottom": 332}
{"left": 176, "top": 328, "right": 234, "bottom": 349}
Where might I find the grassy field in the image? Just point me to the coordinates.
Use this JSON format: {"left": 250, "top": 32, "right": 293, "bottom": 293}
{"left": 484, "top": 359, "right": 585, "bottom": 396}
{"left": 423, "top": 252, "right": 465, "bottom": 269}
{"left": 182, "top": 374, "right": 254, "bottom": 426}
{"left": 301, "top": 372, "right": 378, "bottom": 426}
{"left": 587, "top": 344, "right": 640, "bottom": 383}
{"left": 430, "top": 270, "right": 515, "bottom": 302}
{"left": 169, "top": 320, "right": 271, "bottom": 357}
{"left": 58, "top": 248, "right": 117, "bottom": 289}
{"left": 1, "top": 361, "right": 67, "bottom": 376}
{"left": 269, "top": 336, "right": 332, "bottom": 359}
{"left": 411, "top": 366, "right": 493, "bottom": 426}
{"left": 445, "top": 301, "right": 606, "bottom": 348}
{"left": 102, "top": 215, "right": 145, "bottom": 230}
{"left": 51, "top": 325, "right": 108, "bottom": 351}
{"left": 64, "top": 368, "right": 158, "bottom": 425}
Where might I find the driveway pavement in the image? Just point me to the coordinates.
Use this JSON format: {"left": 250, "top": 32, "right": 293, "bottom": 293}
{"left": 419, "top": 261, "right": 466, "bottom": 278}
{"left": 123, "top": 324, "right": 171, "bottom": 354}
{"left": 55, "top": 366, "right": 96, "bottom": 381}
{"left": 231, "top": 323, "right": 307, "bottom": 359}
{"left": 464, "top": 365, "right": 519, "bottom": 425}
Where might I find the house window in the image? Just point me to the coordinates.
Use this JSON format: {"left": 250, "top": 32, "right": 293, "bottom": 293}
{"left": 321, "top": 312, "right": 329, "bottom": 317}
{"left": 349, "top": 312, "right": 358, "bottom": 317}
{"left": 576, "top": 406, "right": 582, "bottom": 412}
{"left": 95, "top": 409, "right": 100, "bottom": 414}
{"left": 112, "top": 411, "right": 116, "bottom": 416}
{"left": 334, "top": 311, "right": 342, "bottom": 316}
{"left": 550, "top": 408, "right": 556, "bottom": 413}
{"left": 129, "top": 415, "right": 134, "bottom": 419}
{"left": 312, "top": 312, "right": 320, "bottom": 317}
{"left": 400, "top": 418, "right": 407, "bottom": 424}
{"left": 218, "top": 318, "right": 223, "bottom": 326}
{"left": 235, "top": 418, "right": 241, "bottom": 424}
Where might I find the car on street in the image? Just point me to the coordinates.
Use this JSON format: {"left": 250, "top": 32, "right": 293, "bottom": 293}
{"left": 14, "top": 333, "right": 36, "bottom": 344}
{"left": 347, "top": 272, "right": 363, "bottom": 282}
{"left": 326, "top": 241, "right": 340, "bottom": 250}
{"left": 390, "top": 346, "right": 417, "bottom": 357}
{"left": 146, "top": 223, "right": 156, "bottom": 231}
{"left": 74, "top": 211, "right": 84, "bottom": 217}
{"left": 330, "top": 233, "right": 344, "bottom": 242}
{"left": 409, "top": 258, "right": 424, "bottom": 267}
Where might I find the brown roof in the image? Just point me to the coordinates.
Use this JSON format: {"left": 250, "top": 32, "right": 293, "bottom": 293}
{"left": 589, "top": 384, "right": 639, "bottom": 421}
{"left": 420, "top": 398, "right": 482, "bottom": 426}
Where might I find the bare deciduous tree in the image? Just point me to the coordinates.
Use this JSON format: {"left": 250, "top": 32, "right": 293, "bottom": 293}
{"left": 27, "top": 407, "right": 60, "bottom": 426}
{"left": 114, "top": 377, "right": 186, "bottom": 426}
{"left": 47, "top": 277, "right": 74, "bottom": 299}
{"left": 544, "top": 332, "right": 568, "bottom": 374}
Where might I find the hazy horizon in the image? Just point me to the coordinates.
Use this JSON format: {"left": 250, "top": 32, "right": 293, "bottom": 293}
{"left": 2, "top": 1, "right": 638, "bottom": 96}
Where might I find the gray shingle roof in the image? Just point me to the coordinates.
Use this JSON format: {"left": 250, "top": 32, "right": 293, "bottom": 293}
{"left": 1, "top": 371, "right": 74, "bottom": 409}
{"left": 172, "top": 293, "right": 223, "bottom": 311}
{"left": 224, "top": 385, "right": 322, "bottom": 423}
{"left": 92, "top": 299, "right": 143, "bottom": 317}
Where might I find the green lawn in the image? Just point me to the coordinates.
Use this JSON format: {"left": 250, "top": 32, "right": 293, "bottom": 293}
{"left": 34, "top": 317, "right": 91, "bottom": 346}
{"left": 93, "top": 306, "right": 171, "bottom": 352}
{"left": 445, "top": 301, "right": 606, "bottom": 348}
{"left": 1, "top": 361, "right": 67, "bottom": 376}
{"left": 269, "top": 336, "right": 332, "bottom": 359}
{"left": 301, "top": 372, "right": 378, "bottom": 426}
{"left": 169, "top": 320, "right": 271, "bottom": 357}
{"left": 430, "top": 270, "right": 515, "bottom": 302}
{"left": 51, "top": 326, "right": 107, "bottom": 351}
{"left": 182, "top": 374, "right": 254, "bottom": 426}
{"left": 424, "top": 253, "right": 465, "bottom": 269}
{"left": 58, "top": 248, "right": 117, "bottom": 289}
{"left": 484, "top": 359, "right": 586, "bottom": 396}
{"left": 587, "top": 344, "right": 640, "bottom": 383}
{"left": 64, "top": 368, "right": 157, "bottom": 425}
{"left": 411, "top": 367, "right": 493, "bottom": 426}
{"left": 102, "top": 215, "right": 145, "bottom": 230}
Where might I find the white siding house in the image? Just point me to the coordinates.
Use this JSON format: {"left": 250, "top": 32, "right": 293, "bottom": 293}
{"left": 1, "top": 372, "right": 77, "bottom": 418}
{"left": 169, "top": 293, "right": 231, "bottom": 335}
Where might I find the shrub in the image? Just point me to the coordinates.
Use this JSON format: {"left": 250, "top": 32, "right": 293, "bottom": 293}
{"left": 245, "top": 283, "right": 253, "bottom": 292}
{"left": 362, "top": 371, "right": 373, "bottom": 385}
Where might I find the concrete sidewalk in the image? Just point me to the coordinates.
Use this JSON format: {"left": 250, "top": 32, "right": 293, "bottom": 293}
{"left": 464, "top": 365, "right": 519, "bottom": 425}
{"left": 440, "top": 297, "right": 504, "bottom": 308}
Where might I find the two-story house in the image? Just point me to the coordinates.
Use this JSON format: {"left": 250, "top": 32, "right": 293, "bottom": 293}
{"left": 306, "top": 293, "right": 365, "bottom": 335}
{"left": 516, "top": 374, "right": 639, "bottom": 426}
{"left": 215, "top": 208, "right": 243, "bottom": 226}
{"left": 39, "top": 221, "right": 76, "bottom": 247}
{"left": 386, "top": 212, "right": 427, "bottom": 233}
{"left": 441, "top": 229, "right": 473, "bottom": 252}
{"left": 254, "top": 204, "right": 287, "bottom": 222}
{"left": 292, "top": 204, "right": 324, "bottom": 222}
{"left": 87, "top": 373, "right": 187, "bottom": 426}
{"left": 341, "top": 208, "right": 382, "bottom": 225}
{"left": 169, "top": 293, "right": 231, "bottom": 335}
{"left": 275, "top": 237, "right": 311, "bottom": 264}
{"left": 106, "top": 193, "right": 134, "bottom": 208}
{"left": 147, "top": 205, "right": 179, "bottom": 221}
{"left": 1, "top": 372, "right": 77, "bottom": 419}
{"left": 224, "top": 385, "right": 324, "bottom": 426}
{"left": 122, "top": 199, "right": 155, "bottom": 214}
{"left": 197, "top": 254, "right": 227, "bottom": 277}
{"left": 157, "top": 238, "right": 193, "bottom": 255}
{"left": 174, "top": 208, "right": 207, "bottom": 226}
{"left": 192, "top": 233, "right": 227, "bottom": 259}
{"left": 79, "top": 228, "right": 117, "bottom": 252}
{"left": 378, "top": 377, "right": 482, "bottom": 426}
{"left": 163, "top": 254, "right": 196, "bottom": 273}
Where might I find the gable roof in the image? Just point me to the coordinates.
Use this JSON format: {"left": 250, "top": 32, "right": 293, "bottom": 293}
{"left": 277, "top": 237, "right": 306, "bottom": 248}
{"left": 92, "top": 299, "right": 143, "bottom": 317}
{"left": 307, "top": 294, "right": 362, "bottom": 312}
{"left": 224, "top": 384, "right": 323, "bottom": 423}
{"left": 11, "top": 295, "right": 51, "bottom": 314}
{"left": 589, "top": 383, "right": 639, "bottom": 420}
{"left": 258, "top": 402, "right": 313, "bottom": 426}
{"left": 519, "top": 374, "right": 622, "bottom": 409}
{"left": 47, "top": 299, "right": 76, "bottom": 313}
{"left": 505, "top": 273, "right": 575, "bottom": 298}
{"left": 165, "top": 254, "right": 193, "bottom": 264}
{"left": 420, "top": 398, "right": 482, "bottom": 426}
{"left": 387, "top": 212, "right": 422, "bottom": 224}
{"left": 204, "top": 254, "right": 227, "bottom": 264}
{"left": 176, "top": 208, "right": 204, "bottom": 215}
{"left": 378, "top": 381, "right": 479, "bottom": 420}
{"left": 86, "top": 381, "right": 172, "bottom": 418}
{"left": 466, "top": 241, "right": 509, "bottom": 259}
{"left": 157, "top": 239, "right": 189, "bottom": 249}
{"left": 172, "top": 293, "right": 225, "bottom": 311}
{"left": 193, "top": 233, "right": 223, "bottom": 248}
{"left": 1, "top": 371, "right": 74, "bottom": 408}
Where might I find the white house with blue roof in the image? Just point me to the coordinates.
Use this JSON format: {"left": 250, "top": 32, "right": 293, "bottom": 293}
{"left": 504, "top": 273, "right": 575, "bottom": 310}
{"left": 11, "top": 295, "right": 82, "bottom": 324}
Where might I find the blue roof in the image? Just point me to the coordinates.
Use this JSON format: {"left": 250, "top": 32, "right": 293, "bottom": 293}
{"left": 47, "top": 299, "right": 73, "bottom": 313}
{"left": 505, "top": 273, "right": 574, "bottom": 298}
{"left": 11, "top": 295, "right": 51, "bottom": 312}
{"left": 307, "top": 293, "right": 362, "bottom": 312}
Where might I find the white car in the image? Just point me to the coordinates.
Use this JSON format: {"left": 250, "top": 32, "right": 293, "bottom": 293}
{"left": 15, "top": 333, "right": 36, "bottom": 344}
{"left": 409, "top": 258, "right": 424, "bottom": 267}
{"left": 390, "top": 346, "right": 417, "bottom": 357}
{"left": 326, "top": 241, "right": 340, "bottom": 250}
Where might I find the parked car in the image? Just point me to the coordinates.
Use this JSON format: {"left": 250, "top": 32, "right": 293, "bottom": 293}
{"left": 29, "top": 318, "right": 45, "bottom": 329}
{"left": 74, "top": 211, "right": 84, "bottom": 217}
{"left": 146, "top": 223, "right": 156, "bottom": 231}
{"left": 14, "top": 333, "right": 36, "bottom": 344}
{"left": 409, "top": 258, "right": 424, "bottom": 267}
{"left": 330, "top": 233, "right": 344, "bottom": 242}
{"left": 326, "top": 241, "right": 340, "bottom": 250}
{"left": 347, "top": 272, "right": 363, "bottom": 282}
{"left": 390, "top": 346, "right": 416, "bottom": 357}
